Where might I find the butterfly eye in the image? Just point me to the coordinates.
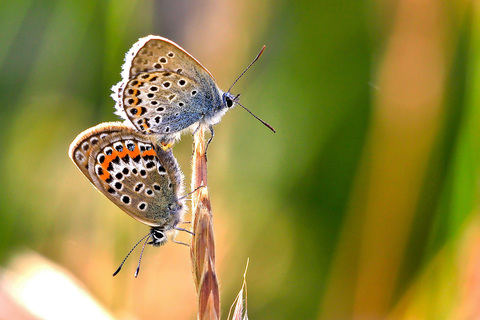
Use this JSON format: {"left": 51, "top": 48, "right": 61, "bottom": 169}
{"left": 226, "top": 97, "right": 233, "bottom": 108}
{"left": 152, "top": 229, "right": 165, "bottom": 241}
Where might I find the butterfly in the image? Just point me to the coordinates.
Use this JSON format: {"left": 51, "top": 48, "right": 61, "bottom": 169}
{"left": 69, "top": 122, "right": 192, "bottom": 276}
{"left": 111, "top": 35, "right": 274, "bottom": 147}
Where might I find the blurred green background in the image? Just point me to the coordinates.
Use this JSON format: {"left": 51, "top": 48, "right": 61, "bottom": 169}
{"left": 0, "top": 0, "right": 478, "bottom": 319}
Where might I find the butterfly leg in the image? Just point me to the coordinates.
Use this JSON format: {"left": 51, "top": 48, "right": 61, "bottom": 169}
{"left": 205, "top": 125, "right": 215, "bottom": 153}
{"left": 174, "top": 227, "right": 195, "bottom": 235}
{"left": 192, "top": 123, "right": 201, "bottom": 136}
{"left": 172, "top": 239, "right": 190, "bottom": 247}
{"left": 172, "top": 229, "right": 193, "bottom": 247}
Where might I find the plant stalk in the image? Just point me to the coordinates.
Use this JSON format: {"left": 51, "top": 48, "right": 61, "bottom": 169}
{"left": 190, "top": 126, "right": 220, "bottom": 320}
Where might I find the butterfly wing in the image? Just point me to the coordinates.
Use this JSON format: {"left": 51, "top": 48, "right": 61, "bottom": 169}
{"left": 121, "top": 35, "right": 216, "bottom": 83}
{"left": 69, "top": 122, "right": 184, "bottom": 227}
{"left": 112, "top": 36, "right": 224, "bottom": 137}
{"left": 121, "top": 70, "right": 218, "bottom": 135}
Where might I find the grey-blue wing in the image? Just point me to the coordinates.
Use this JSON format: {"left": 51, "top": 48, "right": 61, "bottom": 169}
{"left": 121, "top": 71, "right": 222, "bottom": 135}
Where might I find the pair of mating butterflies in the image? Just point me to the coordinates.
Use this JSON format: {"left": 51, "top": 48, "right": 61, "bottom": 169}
{"left": 69, "top": 35, "right": 273, "bottom": 276}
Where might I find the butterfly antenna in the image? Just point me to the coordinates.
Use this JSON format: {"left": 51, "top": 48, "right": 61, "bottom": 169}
{"left": 177, "top": 185, "right": 206, "bottom": 202}
{"left": 236, "top": 100, "right": 276, "bottom": 133}
{"left": 113, "top": 232, "right": 151, "bottom": 276}
{"left": 227, "top": 45, "right": 266, "bottom": 94}
{"left": 134, "top": 234, "right": 152, "bottom": 278}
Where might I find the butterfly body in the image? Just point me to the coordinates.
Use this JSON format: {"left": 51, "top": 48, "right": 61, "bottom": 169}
{"left": 112, "top": 35, "right": 237, "bottom": 144}
{"left": 69, "top": 122, "right": 185, "bottom": 244}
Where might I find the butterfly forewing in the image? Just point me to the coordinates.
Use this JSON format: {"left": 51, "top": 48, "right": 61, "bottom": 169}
{"left": 123, "top": 35, "right": 215, "bottom": 82}
{"left": 69, "top": 122, "right": 184, "bottom": 227}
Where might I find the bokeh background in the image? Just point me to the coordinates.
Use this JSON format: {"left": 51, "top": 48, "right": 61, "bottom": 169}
{"left": 0, "top": 0, "right": 478, "bottom": 319}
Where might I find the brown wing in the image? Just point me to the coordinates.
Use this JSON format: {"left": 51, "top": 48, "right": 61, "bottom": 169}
{"left": 69, "top": 122, "right": 184, "bottom": 227}
{"left": 121, "top": 35, "right": 216, "bottom": 82}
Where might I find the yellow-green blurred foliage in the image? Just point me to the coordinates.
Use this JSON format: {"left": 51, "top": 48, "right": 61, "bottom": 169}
{"left": 0, "top": 0, "right": 478, "bottom": 319}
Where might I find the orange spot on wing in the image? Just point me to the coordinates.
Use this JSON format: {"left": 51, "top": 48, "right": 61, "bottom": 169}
{"left": 117, "top": 143, "right": 128, "bottom": 158}
{"left": 142, "top": 149, "right": 156, "bottom": 157}
{"left": 129, "top": 106, "right": 144, "bottom": 118}
{"left": 99, "top": 171, "right": 111, "bottom": 182}
{"left": 101, "top": 150, "right": 119, "bottom": 171}
{"left": 127, "top": 145, "right": 141, "bottom": 158}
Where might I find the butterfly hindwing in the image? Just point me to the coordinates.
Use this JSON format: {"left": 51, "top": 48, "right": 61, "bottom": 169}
{"left": 69, "top": 122, "right": 184, "bottom": 227}
{"left": 122, "top": 71, "right": 207, "bottom": 135}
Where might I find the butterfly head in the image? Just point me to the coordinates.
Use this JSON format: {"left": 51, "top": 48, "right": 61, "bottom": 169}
{"left": 149, "top": 227, "right": 167, "bottom": 246}
{"left": 222, "top": 92, "right": 238, "bottom": 110}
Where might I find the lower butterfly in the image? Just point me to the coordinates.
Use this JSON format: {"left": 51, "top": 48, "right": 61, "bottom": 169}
{"left": 68, "top": 122, "right": 193, "bottom": 276}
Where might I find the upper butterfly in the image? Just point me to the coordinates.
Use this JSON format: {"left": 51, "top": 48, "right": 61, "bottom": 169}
{"left": 111, "top": 35, "right": 274, "bottom": 146}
